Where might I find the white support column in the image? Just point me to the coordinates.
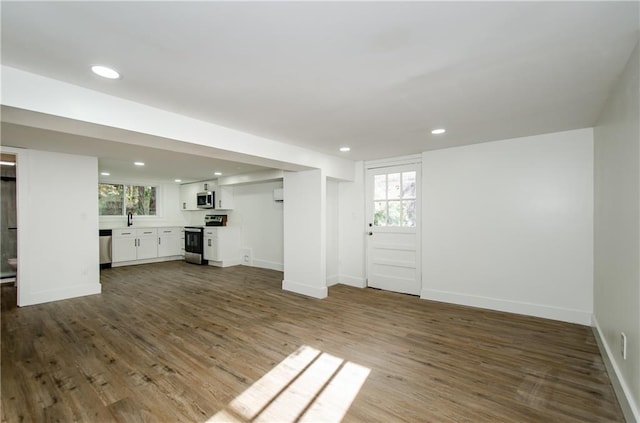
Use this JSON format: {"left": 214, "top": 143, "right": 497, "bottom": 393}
{"left": 337, "top": 161, "right": 366, "bottom": 288}
{"left": 282, "top": 169, "right": 327, "bottom": 299}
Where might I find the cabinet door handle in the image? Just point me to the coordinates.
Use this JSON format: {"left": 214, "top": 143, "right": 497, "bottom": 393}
{"left": 208, "top": 239, "right": 211, "bottom": 247}
{"left": 183, "top": 202, "right": 186, "bottom": 209}
{"left": 158, "top": 237, "right": 161, "bottom": 245}
{"left": 219, "top": 200, "right": 221, "bottom": 208}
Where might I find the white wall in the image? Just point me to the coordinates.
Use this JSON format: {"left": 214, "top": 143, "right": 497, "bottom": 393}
{"left": 421, "top": 128, "right": 594, "bottom": 325}
{"left": 593, "top": 41, "right": 640, "bottom": 422}
{"left": 337, "top": 161, "right": 366, "bottom": 287}
{"left": 326, "top": 179, "right": 339, "bottom": 286}
{"left": 283, "top": 169, "right": 327, "bottom": 298}
{"left": 14, "top": 149, "right": 101, "bottom": 306}
{"left": 232, "top": 180, "right": 284, "bottom": 271}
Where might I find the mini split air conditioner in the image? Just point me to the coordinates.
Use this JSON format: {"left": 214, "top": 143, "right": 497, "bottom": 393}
{"left": 273, "top": 188, "right": 284, "bottom": 202}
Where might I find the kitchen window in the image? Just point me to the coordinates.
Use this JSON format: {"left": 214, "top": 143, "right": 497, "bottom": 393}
{"left": 99, "top": 183, "right": 157, "bottom": 216}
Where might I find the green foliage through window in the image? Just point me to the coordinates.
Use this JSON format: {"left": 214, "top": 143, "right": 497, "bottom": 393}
{"left": 99, "top": 183, "right": 157, "bottom": 216}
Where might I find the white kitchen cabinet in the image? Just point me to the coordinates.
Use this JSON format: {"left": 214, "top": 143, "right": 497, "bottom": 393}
{"left": 179, "top": 183, "right": 200, "bottom": 211}
{"left": 203, "top": 227, "right": 239, "bottom": 266}
{"left": 179, "top": 181, "right": 217, "bottom": 211}
{"left": 215, "top": 186, "right": 234, "bottom": 210}
{"left": 136, "top": 228, "right": 158, "bottom": 260}
{"left": 113, "top": 228, "right": 158, "bottom": 262}
{"left": 112, "top": 229, "right": 137, "bottom": 262}
{"left": 203, "top": 230, "right": 218, "bottom": 261}
{"left": 157, "top": 227, "right": 181, "bottom": 257}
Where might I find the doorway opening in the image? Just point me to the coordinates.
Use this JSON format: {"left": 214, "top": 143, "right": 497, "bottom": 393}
{"left": 1, "top": 153, "right": 17, "bottom": 285}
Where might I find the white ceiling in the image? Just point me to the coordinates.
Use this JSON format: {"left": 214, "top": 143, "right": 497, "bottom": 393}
{"left": 1, "top": 1, "right": 639, "bottom": 178}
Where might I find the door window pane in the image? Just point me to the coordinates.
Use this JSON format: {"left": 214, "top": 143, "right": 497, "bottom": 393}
{"left": 402, "top": 171, "right": 416, "bottom": 198}
{"left": 374, "top": 175, "right": 386, "bottom": 200}
{"left": 388, "top": 201, "right": 401, "bottom": 226}
{"left": 387, "top": 173, "right": 401, "bottom": 199}
{"left": 403, "top": 200, "right": 416, "bottom": 227}
{"left": 374, "top": 201, "right": 387, "bottom": 226}
{"left": 371, "top": 170, "right": 417, "bottom": 228}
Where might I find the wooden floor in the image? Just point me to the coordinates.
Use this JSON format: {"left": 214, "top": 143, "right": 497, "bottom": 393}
{"left": 1, "top": 261, "right": 623, "bottom": 422}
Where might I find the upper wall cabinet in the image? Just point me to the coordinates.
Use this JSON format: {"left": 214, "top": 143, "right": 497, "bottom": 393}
{"left": 179, "top": 183, "right": 199, "bottom": 211}
{"left": 215, "top": 186, "right": 234, "bottom": 210}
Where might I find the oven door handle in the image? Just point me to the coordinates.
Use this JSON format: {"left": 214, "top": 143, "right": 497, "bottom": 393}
{"left": 184, "top": 228, "right": 202, "bottom": 233}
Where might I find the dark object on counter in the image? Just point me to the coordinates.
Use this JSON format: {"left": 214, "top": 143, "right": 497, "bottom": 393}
{"left": 127, "top": 212, "right": 133, "bottom": 227}
{"left": 205, "top": 214, "right": 227, "bottom": 226}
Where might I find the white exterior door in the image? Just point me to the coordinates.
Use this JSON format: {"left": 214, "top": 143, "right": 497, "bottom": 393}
{"left": 366, "top": 163, "right": 421, "bottom": 295}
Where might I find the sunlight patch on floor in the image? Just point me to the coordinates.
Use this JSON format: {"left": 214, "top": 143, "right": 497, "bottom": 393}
{"left": 207, "top": 345, "right": 370, "bottom": 423}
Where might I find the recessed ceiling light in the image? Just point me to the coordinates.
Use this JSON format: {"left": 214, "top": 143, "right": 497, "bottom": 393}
{"left": 91, "top": 65, "right": 120, "bottom": 79}
{"left": 214, "top": 172, "right": 222, "bottom": 176}
{"left": 134, "top": 162, "right": 145, "bottom": 166}
{"left": 339, "top": 147, "right": 351, "bottom": 152}
{"left": 174, "top": 179, "right": 182, "bottom": 183}
{"left": 431, "top": 128, "right": 446, "bottom": 135}
{"left": 100, "top": 172, "right": 110, "bottom": 176}
{"left": 0, "top": 161, "right": 16, "bottom": 166}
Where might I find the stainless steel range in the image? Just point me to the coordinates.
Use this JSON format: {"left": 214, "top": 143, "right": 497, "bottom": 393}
{"left": 184, "top": 215, "right": 227, "bottom": 265}
{"left": 184, "top": 226, "right": 206, "bottom": 265}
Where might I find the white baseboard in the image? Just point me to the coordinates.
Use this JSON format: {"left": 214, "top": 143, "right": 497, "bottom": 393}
{"left": 420, "top": 288, "right": 592, "bottom": 325}
{"left": 326, "top": 274, "right": 339, "bottom": 287}
{"left": 252, "top": 259, "right": 284, "bottom": 272}
{"left": 208, "top": 258, "right": 242, "bottom": 268}
{"left": 111, "top": 255, "right": 182, "bottom": 267}
{"left": 338, "top": 274, "right": 366, "bottom": 288}
{"left": 19, "top": 283, "right": 101, "bottom": 307}
{"left": 282, "top": 279, "right": 327, "bottom": 299}
{"left": 592, "top": 316, "right": 639, "bottom": 423}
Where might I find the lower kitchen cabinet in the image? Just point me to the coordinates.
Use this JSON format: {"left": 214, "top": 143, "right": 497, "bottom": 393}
{"left": 137, "top": 228, "right": 159, "bottom": 260}
{"left": 113, "top": 228, "right": 158, "bottom": 263}
{"left": 203, "top": 227, "right": 239, "bottom": 266}
{"left": 157, "top": 227, "right": 181, "bottom": 257}
{"left": 112, "top": 229, "right": 137, "bottom": 262}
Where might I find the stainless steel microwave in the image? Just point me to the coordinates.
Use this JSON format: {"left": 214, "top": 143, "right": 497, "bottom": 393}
{"left": 197, "top": 191, "right": 214, "bottom": 209}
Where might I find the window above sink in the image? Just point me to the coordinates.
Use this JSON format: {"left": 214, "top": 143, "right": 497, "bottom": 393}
{"left": 98, "top": 183, "right": 158, "bottom": 216}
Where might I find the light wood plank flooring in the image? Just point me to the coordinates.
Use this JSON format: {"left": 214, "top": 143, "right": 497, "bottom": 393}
{"left": 2, "top": 261, "right": 623, "bottom": 422}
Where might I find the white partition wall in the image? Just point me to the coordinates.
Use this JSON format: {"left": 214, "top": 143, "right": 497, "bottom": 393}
{"left": 593, "top": 41, "right": 640, "bottom": 423}
{"left": 282, "top": 169, "right": 327, "bottom": 298}
{"left": 15, "top": 149, "right": 101, "bottom": 306}
{"left": 421, "top": 128, "right": 594, "bottom": 325}
{"left": 326, "top": 179, "right": 339, "bottom": 286}
{"left": 232, "top": 180, "right": 284, "bottom": 271}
